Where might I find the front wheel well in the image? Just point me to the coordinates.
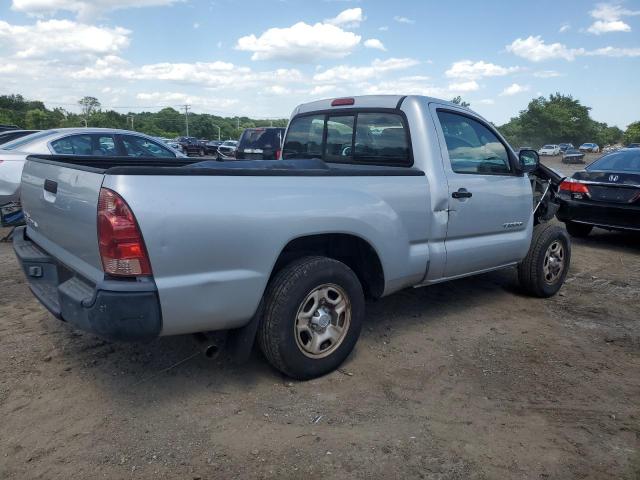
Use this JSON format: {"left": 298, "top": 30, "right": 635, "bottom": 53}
{"left": 271, "top": 234, "right": 385, "bottom": 299}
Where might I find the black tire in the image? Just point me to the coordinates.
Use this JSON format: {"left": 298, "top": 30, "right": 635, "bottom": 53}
{"left": 258, "top": 256, "right": 364, "bottom": 380}
{"left": 518, "top": 223, "right": 571, "bottom": 298}
{"left": 565, "top": 221, "right": 593, "bottom": 238}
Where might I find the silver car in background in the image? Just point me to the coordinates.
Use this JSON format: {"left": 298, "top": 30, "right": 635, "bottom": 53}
{"left": 0, "top": 128, "right": 186, "bottom": 206}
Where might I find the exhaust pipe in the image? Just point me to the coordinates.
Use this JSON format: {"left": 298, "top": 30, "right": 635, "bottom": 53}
{"left": 193, "top": 332, "right": 226, "bottom": 360}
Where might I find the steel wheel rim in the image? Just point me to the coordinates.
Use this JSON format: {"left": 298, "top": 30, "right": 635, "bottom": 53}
{"left": 294, "top": 283, "right": 351, "bottom": 359}
{"left": 543, "top": 240, "right": 565, "bottom": 285}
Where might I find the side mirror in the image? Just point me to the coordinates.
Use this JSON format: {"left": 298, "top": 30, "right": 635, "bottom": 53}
{"left": 518, "top": 149, "right": 539, "bottom": 173}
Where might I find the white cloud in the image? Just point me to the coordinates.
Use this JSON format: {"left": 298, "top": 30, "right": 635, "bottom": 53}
{"left": 326, "top": 8, "right": 363, "bottom": 28}
{"left": 11, "top": 0, "right": 182, "bottom": 21}
{"left": 379, "top": 26, "right": 389, "bottom": 31}
{"left": 0, "top": 19, "right": 130, "bottom": 58}
{"left": 362, "top": 76, "right": 445, "bottom": 97}
{"left": 587, "top": 46, "right": 640, "bottom": 57}
{"left": 313, "top": 57, "right": 419, "bottom": 83}
{"left": 587, "top": 3, "right": 640, "bottom": 34}
{"left": 310, "top": 85, "right": 339, "bottom": 96}
{"left": 364, "top": 38, "right": 386, "bottom": 51}
{"left": 445, "top": 60, "right": 519, "bottom": 80}
{"left": 73, "top": 58, "right": 305, "bottom": 91}
{"left": 500, "top": 83, "right": 530, "bottom": 96}
{"left": 393, "top": 16, "right": 414, "bottom": 24}
{"left": 264, "top": 85, "right": 291, "bottom": 95}
{"left": 478, "top": 99, "right": 495, "bottom": 105}
{"left": 236, "top": 21, "right": 361, "bottom": 62}
{"left": 447, "top": 80, "right": 479, "bottom": 92}
{"left": 559, "top": 23, "right": 571, "bottom": 33}
{"left": 136, "top": 91, "right": 238, "bottom": 110}
{"left": 506, "top": 36, "right": 584, "bottom": 61}
{"left": 507, "top": 35, "right": 640, "bottom": 61}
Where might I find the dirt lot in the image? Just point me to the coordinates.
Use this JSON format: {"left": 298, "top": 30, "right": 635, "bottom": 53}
{"left": 1, "top": 174, "right": 639, "bottom": 479}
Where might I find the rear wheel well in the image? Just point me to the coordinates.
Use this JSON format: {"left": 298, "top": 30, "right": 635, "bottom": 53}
{"left": 271, "top": 234, "right": 385, "bottom": 298}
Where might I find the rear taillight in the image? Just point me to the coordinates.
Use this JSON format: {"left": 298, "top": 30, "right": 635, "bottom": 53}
{"left": 559, "top": 179, "right": 590, "bottom": 194}
{"left": 275, "top": 149, "right": 281, "bottom": 160}
{"left": 97, "top": 188, "right": 151, "bottom": 277}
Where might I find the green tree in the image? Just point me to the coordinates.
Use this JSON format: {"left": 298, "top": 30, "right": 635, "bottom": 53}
{"left": 623, "top": 121, "right": 640, "bottom": 145}
{"left": 498, "top": 93, "right": 613, "bottom": 148}
{"left": 78, "top": 96, "right": 101, "bottom": 125}
{"left": 451, "top": 96, "right": 470, "bottom": 108}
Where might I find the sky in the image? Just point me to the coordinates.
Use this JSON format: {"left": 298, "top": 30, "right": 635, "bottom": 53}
{"left": 0, "top": 0, "right": 639, "bottom": 127}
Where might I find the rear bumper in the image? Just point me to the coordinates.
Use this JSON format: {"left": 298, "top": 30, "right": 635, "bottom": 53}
{"left": 13, "top": 226, "right": 162, "bottom": 341}
{"left": 557, "top": 199, "right": 640, "bottom": 232}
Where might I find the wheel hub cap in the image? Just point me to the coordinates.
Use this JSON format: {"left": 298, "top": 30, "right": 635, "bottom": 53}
{"left": 294, "top": 284, "right": 351, "bottom": 359}
{"left": 543, "top": 240, "right": 565, "bottom": 285}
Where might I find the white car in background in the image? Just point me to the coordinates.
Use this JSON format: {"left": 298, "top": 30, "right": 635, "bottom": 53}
{"left": 538, "top": 144, "right": 560, "bottom": 156}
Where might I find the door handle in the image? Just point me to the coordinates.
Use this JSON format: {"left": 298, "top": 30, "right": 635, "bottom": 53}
{"left": 452, "top": 188, "right": 472, "bottom": 199}
{"left": 44, "top": 179, "right": 58, "bottom": 194}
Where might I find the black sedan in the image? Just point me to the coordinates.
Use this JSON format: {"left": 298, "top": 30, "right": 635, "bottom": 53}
{"left": 556, "top": 148, "right": 640, "bottom": 236}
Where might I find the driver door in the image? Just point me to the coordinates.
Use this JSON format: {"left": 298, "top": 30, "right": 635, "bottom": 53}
{"left": 430, "top": 105, "right": 533, "bottom": 279}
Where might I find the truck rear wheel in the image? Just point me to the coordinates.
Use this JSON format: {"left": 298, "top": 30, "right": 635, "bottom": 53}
{"left": 518, "top": 223, "right": 571, "bottom": 298}
{"left": 258, "top": 256, "right": 364, "bottom": 380}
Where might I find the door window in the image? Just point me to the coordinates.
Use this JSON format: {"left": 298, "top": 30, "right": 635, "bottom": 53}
{"left": 121, "top": 135, "right": 176, "bottom": 158}
{"left": 437, "top": 111, "right": 511, "bottom": 175}
{"left": 50, "top": 134, "right": 116, "bottom": 155}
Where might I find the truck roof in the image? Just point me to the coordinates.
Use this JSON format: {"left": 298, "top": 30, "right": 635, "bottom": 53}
{"left": 293, "top": 95, "right": 468, "bottom": 115}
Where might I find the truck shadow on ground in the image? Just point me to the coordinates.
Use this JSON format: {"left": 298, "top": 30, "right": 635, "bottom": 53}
{"left": 46, "top": 265, "right": 520, "bottom": 406}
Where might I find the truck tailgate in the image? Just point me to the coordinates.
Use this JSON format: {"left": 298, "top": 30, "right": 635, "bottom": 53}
{"left": 20, "top": 159, "right": 105, "bottom": 281}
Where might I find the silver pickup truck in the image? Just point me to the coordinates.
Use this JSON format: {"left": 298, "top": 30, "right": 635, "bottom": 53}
{"left": 13, "top": 95, "right": 568, "bottom": 379}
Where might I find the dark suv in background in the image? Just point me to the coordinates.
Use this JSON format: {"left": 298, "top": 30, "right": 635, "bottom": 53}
{"left": 236, "top": 127, "right": 285, "bottom": 160}
{"left": 177, "top": 136, "right": 206, "bottom": 156}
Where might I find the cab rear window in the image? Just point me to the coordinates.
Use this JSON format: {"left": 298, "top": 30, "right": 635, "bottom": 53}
{"left": 282, "top": 111, "right": 411, "bottom": 166}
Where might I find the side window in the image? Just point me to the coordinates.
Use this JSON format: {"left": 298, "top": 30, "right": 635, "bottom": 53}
{"left": 121, "top": 135, "right": 175, "bottom": 158}
{"left": 51, "top": 135, "right": 92, "bottom": 155}
{"left": 282, "top": 114, "right": 324, "bottom": 159}
{"left": 325, "top": 115, "right": 354, "bottom": 162}
{"left": 437, "top": 111, "right": 511, "bottom": 175}
{"left": 50, "top": 134, "right": 116, "bottom": 155}
{"left": 355, "top": 113, "right": 410, "bottom": 165}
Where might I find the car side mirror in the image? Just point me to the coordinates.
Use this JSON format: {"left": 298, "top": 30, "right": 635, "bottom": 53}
{"left": 518, "top": 149, "right": 539, "bottom": 173}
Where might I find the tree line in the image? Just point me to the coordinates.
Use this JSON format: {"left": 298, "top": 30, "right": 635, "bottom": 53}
{"left": 1, "top": 93, "right": 639, "bottom": 146}
{"left": 0, "top": 95, "right": 288, "bottom": 141}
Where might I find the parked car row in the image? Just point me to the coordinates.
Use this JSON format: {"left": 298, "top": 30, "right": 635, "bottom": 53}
{"left": 1, "top": 128, "right": 187, "bottom": 213}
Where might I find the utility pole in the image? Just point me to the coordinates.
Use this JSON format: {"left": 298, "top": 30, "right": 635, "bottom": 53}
{"left": 182, "top": 104, "right": 191, "bottom": 136}
{"left": 127, "top": 115, "right": 135, "bottom": 130}
{"left": 211, "top": 123, "right": 221, "bottom": 141}
{"left": 236, "top": 117, "right": 240, "bottom": 131}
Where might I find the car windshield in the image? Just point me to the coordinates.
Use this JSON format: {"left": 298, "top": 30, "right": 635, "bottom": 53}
{"left": 239, "top": 129, "right": 283, "bottom": 149}
{"left": 587, "top": 150, "right": 640, "bottom": 172}
{"left": 542, "top": 145, "right": 554, "bottom": 149}
{"left": 222, "top": 141, "right": 237, "bottom": 146}
{"left": 1, "top": 130, "right": 57, "bottom": 150}
{"left": 566, "top": 149, "right": 580, "bottom": 154}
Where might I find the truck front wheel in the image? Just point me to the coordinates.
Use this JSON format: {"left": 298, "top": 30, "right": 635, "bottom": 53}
{"left": 258, "top": 256, "right": 364, "bottom": 380}
{"left": 518, "top": 223, "right": 571, "bottom": 298}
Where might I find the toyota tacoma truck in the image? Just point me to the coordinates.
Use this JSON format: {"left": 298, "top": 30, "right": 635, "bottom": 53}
{"left": 13, "top": 95, "right": 568, "bottom": 379}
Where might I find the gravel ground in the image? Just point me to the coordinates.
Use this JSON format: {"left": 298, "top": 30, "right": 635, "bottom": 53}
{"left": 0, "top": 157, "right": 638, "bottom": 479}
